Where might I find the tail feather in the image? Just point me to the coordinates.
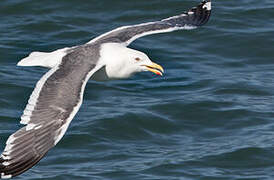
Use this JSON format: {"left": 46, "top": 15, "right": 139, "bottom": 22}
{"left": 17, "top": 48, "right": 70, "bottom": 68}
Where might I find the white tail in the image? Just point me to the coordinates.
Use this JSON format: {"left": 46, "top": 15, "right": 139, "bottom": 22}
{"left": 17, "top": 47, "right": 70, "bottom": 68}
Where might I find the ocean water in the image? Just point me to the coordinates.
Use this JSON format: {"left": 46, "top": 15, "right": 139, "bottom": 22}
{"left": 1, "top": 0, "right": 274, "bottom": 179}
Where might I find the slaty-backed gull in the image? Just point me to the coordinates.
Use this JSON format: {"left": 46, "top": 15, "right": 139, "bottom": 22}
{"left": 0, "top": 0, "right": 211, "bottom": 178}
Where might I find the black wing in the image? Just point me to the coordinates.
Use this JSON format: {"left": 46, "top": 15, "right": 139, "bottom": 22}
{"left": 89, "top": 0, "right": 211, "bottom": 46}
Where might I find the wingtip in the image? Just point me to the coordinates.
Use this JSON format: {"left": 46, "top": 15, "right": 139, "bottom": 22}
{"left": 202, "top": 0, "right": 211, "bottom": 11}
{"left": 186, "top": 0, "right": 212, "bottom": 26}
{"left": 0, "top": 157, "right": 12, "bottom": 179}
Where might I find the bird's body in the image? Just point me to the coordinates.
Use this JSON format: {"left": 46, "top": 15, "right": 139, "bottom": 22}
{"left": 0, "top": 1, "right": 211, "bottom": 178}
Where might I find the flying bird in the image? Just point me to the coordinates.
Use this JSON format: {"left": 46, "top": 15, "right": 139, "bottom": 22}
{"left": 0, "top": 0, "right": 211, "bottom": 178}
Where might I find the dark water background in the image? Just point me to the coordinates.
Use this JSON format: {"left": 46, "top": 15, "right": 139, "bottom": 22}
{"left": 1, "top": 0, "right": 274, "bottom": 179}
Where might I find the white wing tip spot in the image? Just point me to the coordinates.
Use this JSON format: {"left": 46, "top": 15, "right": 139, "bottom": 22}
{"left": 203, "top": 2, "right": 211, "bottom": 10}
{"left": 1, "top": 173, "right": 12, "bottom": 179}
{"left": 188, "top": 11, "right": 194, "bottom": 15}
{"left": 1, "top": 154, "right": 11, "bottom": 160}
{"left": 2, "top": 161, "right": 10, "bottom": 166}
{"left": 181, "top": 25, "right": 196, "bottom": 30}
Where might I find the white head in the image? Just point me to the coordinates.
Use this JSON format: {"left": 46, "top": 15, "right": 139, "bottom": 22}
{"left": 100, "top": 43, "right": 164, "bottom": 79}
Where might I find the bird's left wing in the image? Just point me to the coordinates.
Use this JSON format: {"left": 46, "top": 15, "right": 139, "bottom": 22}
{"left": 88, "top": 0, "right": 211, "bottom": 46}
{"left": 0, "top": 46, "right": 104, "bottom": 179}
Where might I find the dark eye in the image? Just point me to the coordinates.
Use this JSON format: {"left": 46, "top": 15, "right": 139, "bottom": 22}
{"left": 135, "top": 57, "right": 141, "bottom": 61}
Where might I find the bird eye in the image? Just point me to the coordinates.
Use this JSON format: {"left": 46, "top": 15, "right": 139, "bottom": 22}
{"left": 135, "top": 57, "right": 141, "bottom": 61}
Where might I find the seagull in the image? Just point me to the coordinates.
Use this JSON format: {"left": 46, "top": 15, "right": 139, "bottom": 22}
{"left": 0, "top": 0, "right": 211, "bottom": 178}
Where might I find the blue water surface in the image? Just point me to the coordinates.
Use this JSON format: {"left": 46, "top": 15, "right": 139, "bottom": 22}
{"left": 1, "top": 0, "right": 274, "bottom": 179}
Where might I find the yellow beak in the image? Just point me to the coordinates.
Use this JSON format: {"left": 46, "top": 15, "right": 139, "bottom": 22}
{"left": 143, "top": 62, "right": 164, "bottom": 76}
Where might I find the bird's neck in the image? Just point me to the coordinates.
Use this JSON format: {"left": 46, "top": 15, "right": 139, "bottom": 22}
{"left": 98, "top": 43, "right": 135, "bottom": 80}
